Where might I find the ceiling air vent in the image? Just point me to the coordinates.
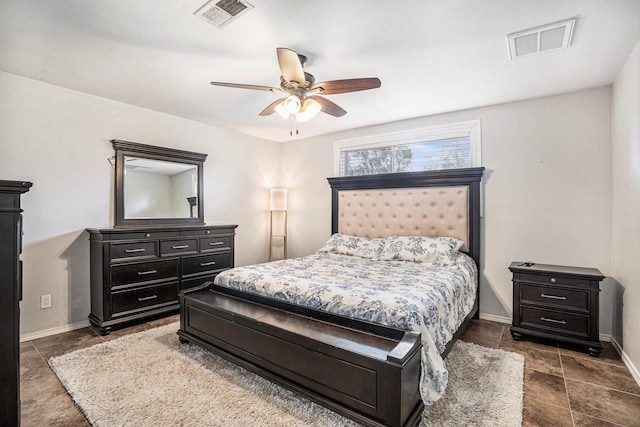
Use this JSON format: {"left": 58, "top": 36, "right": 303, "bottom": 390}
{"left": 507, "top": 18, "right": 575, "bottom": 60}
{"left": 194, "top": 0, "right": 254, "bottom": 29}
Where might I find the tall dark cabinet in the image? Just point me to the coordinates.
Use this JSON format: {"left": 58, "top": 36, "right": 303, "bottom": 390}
{"left": 0, "top": 180, "right": 32, "bottom": 427}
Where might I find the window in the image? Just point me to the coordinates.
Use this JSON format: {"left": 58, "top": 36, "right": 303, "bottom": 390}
{"left": 334, "top": 120, "right": 481, "bottom": 177}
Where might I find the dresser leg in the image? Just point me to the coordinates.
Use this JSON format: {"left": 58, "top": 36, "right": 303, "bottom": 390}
{"left": 98, "top": 326, "right": 112, "bottom": 336}
{"left": 588, "top": 347, "right": 602, "bottom": 357}
{"left": 510, "top": 330, "right": 523, "bottom": 341}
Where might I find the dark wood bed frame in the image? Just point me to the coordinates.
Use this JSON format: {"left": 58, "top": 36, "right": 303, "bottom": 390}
{"left": 177, "top": 167, "right": 484, "bottom": 427}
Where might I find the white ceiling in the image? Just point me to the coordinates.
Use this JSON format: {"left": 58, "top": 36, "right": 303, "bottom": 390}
{"left": 1, "top": 0, "right": 638, "bottom": 142}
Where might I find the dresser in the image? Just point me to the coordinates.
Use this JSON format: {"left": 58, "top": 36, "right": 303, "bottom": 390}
{"left": 88, "top": 224, "right": 237, "bottom": 335}
{"left": 0, "top": 180, "right": 32, "bottom": 426}
{"left": 509, "top": 262, "right": 605, "bottom": 356}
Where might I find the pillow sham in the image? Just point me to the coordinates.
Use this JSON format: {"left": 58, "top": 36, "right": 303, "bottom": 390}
{"left": 379, "top": 236, "right": 464, "bottom": 266}
{"left": 316, "top": 233, "right": 385, "bottom": 259}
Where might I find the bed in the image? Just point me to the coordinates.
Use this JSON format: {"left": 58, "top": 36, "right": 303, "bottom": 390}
{"left": 178, "top": 167, "right": 484, "bottom": 427}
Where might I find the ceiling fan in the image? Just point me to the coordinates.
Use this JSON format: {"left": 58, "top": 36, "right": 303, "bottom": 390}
{"left": 210, "top": 48, "right": 381, "bottom": 124}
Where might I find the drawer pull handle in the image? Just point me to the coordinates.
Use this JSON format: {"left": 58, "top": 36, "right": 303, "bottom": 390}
{"left": 171, "top": 245, "right": 190, "bottom": 249}
{"left": 124, "top": 248, "right": 146, "bottom": 253}
{"left": 209, "top": 242, "right": 224, "bottom": 246}
{"left": 137, "top": 270, "right": 157, "bottom": 276}
{"left": 540, "top": 293, "right": 566, "bottom": 300}
{"left": 138, "top": 295, "right": 158, "bottom": 302}
{"left": 540, "top": 317, "right": 566, "bottom": 325}
{"left": 550, "top": 278, "right": 557, "bottom": 284}
{"left": 200, "top": 261, "right": 217, "bottom": 267}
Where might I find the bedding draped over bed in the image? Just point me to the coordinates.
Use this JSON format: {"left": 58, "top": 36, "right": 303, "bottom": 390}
{"left": 213, "top": 252, "right": 477, "bottom": 404}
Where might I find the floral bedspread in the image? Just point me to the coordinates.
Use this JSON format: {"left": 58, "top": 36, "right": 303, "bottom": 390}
{"left": 213, "top": 252, "right": 477, "bottom": 404}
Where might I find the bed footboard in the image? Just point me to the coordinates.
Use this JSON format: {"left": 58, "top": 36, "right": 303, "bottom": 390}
{"left": 178, "top": 284, "right": 424, "bottom": 427}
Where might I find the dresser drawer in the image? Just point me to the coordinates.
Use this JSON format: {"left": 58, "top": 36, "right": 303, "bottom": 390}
{"left": 160, "top": 239, "right": 198, "bottom": 256}
{"left": 110, "top": 231, "right": 179, "bottom": 240}
{"left": 181, "top": 275, "right": 216, "bottom": 291}
{"left": 518, "top": 273, "right": 591, "bottom": 288}
{"left": 520, "top": 306, "right": 589, "bottom": 339}
{"left": 110, "top": 241, "right": 158, "bottom": 261}
{"left": 200, "top": 235, "right": 232, "bottom": 252}
{"left": 111, "top": 259, "right": 179, "bottom": 287}
{"left": 520, "top": 284, "right": 589, "bottom": 312}
{"left": 111, "top": 281, "right": 178, "bottom": 316}
{"left": 182, "top": 252, "right": 232, "bottom": 276}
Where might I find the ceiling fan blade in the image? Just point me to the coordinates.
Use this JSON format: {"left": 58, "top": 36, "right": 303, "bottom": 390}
{"left": 259, "top": 97, "right": 288, "bottom": 116}
{"left": 311, "top": 78, "right": 381, "bottom": 94}
{"left": 276, "top": 48, "right": 305, "bottom": 85}
{"left": 210, "top": 82, "right": 282, "bottom": 92}
{"left": 310, "top": 96, "right": 347, "bottom": 117}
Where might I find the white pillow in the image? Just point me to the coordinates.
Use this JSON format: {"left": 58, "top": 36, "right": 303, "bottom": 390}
{"left": 379, "top": 236, "right": 463, "bottom": 266}
{"left": 316, "top": 233, "right": 385, "bottom": 259}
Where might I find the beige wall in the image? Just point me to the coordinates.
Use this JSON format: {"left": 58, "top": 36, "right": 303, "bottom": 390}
{"left": 280, "top": 87, "right": 614, "bottom": 334}
{"left": 612, "top": 41, "right": 640, "bottom": 379}
{"left": 0, "top": 71, "right": 279, "bottom": 335}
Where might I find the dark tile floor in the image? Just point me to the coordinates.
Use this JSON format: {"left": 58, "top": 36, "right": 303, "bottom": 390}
{"left": 459, "top": 320, "right": 640, "bottom": 427}
{"left": 19, "top": 316, "right": 640, "bottom": 426}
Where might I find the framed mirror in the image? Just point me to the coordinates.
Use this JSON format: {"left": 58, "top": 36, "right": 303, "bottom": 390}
{"left": 112, "top": 139, "right": 207, "bottom": 227}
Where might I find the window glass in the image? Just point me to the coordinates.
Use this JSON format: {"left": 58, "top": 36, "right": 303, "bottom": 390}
{"left": 335, "top": 121, "right": 480, "bottom": 177}
{"left": 340, "top": 147, "right": 392, "bottom": 176}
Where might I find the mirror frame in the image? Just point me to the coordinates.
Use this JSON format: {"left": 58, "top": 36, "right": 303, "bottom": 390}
{"left": 112, "top": 139, "right": 207, "bottom": 227}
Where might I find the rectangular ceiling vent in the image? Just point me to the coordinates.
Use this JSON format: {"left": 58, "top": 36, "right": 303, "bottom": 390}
{"left": 194, "top": 0, "right": 254, "bottom": 29}
{"left": 507, "top": 18, "right": 575, "bottom": 60}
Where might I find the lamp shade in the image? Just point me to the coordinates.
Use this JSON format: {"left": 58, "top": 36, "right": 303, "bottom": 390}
{"left": 269, "top": 188, "right": 287, "bottom": 211}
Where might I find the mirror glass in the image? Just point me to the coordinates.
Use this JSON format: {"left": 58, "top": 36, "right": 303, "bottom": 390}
{"left": 113, "top": 139, "right": 206, "bottom": 227}
{"left": 124, "top": 156, "right": 198, "bottom": 219}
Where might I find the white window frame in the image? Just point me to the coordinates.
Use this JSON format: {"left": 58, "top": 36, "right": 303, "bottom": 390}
{"left": 333, "top": 119, "right": 482, "bottom": 176}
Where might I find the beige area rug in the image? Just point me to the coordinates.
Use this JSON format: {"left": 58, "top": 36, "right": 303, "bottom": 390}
{"left": 49, "top": 323, "right": 524, "bottom": 427}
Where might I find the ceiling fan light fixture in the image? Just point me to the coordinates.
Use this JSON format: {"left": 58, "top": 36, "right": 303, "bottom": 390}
{"left": 274, "top": 95, "right": 301, "bottom": 119}
{"left": 296, "top": 98, "right": 321, "bottom": 122}
{"left": 284, "top": 95, "right": 301, "bottom": 114}
{"left": 274, "top": 102, "right": 289, "bottom": 119}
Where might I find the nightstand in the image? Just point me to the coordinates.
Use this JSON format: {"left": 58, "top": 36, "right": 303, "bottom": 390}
{"left": 509, "top": 262, "right": 605, "bottom": 357}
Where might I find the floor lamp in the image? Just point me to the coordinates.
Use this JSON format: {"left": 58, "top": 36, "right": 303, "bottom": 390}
{"left": 269, "top": 188, "right": 287, "bottom": 261}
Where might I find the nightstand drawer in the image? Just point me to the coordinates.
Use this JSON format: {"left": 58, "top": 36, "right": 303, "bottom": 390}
{"left": 182, "top": 252, "right": 231, "bottom": 276}
{"left": 518, "top": 272, "right": 591, "bottom": 288}
{"left": 520, "top": 306, "right": 589, "bottom": 338}
{"left": 520, "top": 284, "right": 589, "bottom": 311}
{"left": 160, "top": 239, "right": 198, "bottom": 256}
{"left": 111, "top": 282, "right": 178, "bottom": 316}
{"left": 110, "top": 241, "right": 158, "bottom": 261}
{"left": 111, "top": 259, "right": 179, "bottom": 287}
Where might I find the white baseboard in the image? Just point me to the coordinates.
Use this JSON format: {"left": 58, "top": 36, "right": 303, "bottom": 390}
{"left": 479, "top": 312, "right": 512, "bottom": 324}
{"left": 610, "top": 336, "right": 640, "bottom": 388}
{"left": 599, "top": 333, "right": 612, "bottom": 342}
{"left": 20, "top": 320, "right": 91, "bottom": 342}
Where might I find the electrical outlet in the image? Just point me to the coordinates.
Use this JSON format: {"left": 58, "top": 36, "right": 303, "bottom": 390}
{"left": 40, "top": 294, "right": 52, "bottom": 309}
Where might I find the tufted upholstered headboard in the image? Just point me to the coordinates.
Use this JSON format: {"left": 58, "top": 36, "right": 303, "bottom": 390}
{"left": 327, "top": 167, "right": 484, "bottom": 267}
